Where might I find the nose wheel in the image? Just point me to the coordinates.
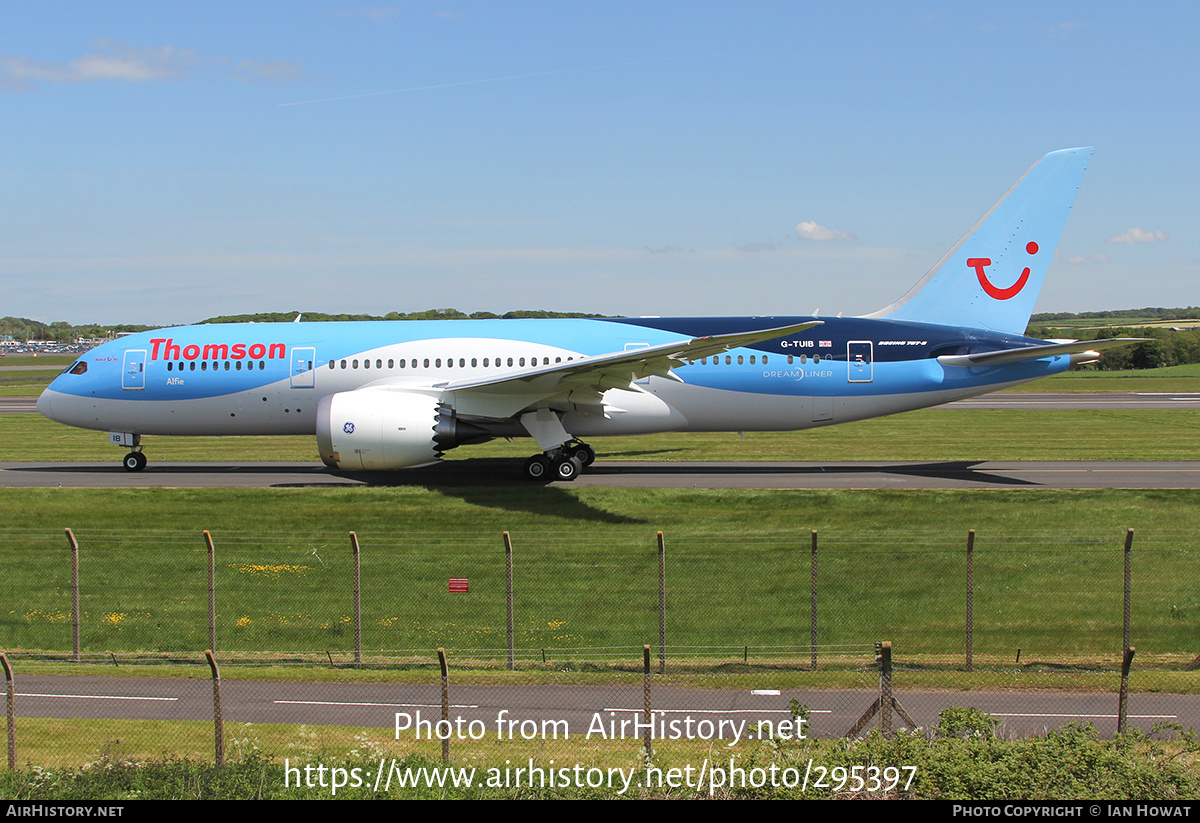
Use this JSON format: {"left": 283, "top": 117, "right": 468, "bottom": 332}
{"left": 123, "top": 451, "right": 148, "bottom": 472}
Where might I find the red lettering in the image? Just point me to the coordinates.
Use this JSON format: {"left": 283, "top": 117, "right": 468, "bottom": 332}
{"left": 147, "top": 339, "right": 284, "bottom": 361}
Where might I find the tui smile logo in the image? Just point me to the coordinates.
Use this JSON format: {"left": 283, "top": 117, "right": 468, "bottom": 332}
{"left": 968, "top": 241, "right": 1039, "bottom": 300}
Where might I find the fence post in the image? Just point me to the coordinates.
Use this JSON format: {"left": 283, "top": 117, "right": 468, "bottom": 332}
{"left": 350, "top": 532, "right": 362, "bottom": 666}
{"left": 205, "top": 650, "right": 224, "bottom": 767}
{"left": 204, "top": 531, "right": 216, "bottom": 653}
{"left": 1123, "top": 529, "right": 1134, "bottom": 656}
{"left": 810, "top": 530, "right": 818, "bottom": 671}
{"left": 879, "top": 641, "right": 893, "bottom": 737}
{"left": 657, "top": 532, "right": 666, "bottom": 674}
{"left": 439, "top": 648, "right": 450, "bottom": 764}
{"left": 642, "top": 645, "right": 653, "bottom": 765}
{"left": 966, "top": 529, "right": 974, "bottom": 672}
{"left": 504, "top": 532, "right": 514, "bottom": 671}
{"left": 1118, "top": 646, "right": 1136, "bottom": 734}
{"left": 2, "top": 654, "right": 14, "bottom": 771}
{"left": 65, "top": 529, "right": 80, "bottom": 663}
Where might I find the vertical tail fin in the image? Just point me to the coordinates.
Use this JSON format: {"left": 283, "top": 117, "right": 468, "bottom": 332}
{"left": 867, "top": 147, "right": 1093, "bottom": 334}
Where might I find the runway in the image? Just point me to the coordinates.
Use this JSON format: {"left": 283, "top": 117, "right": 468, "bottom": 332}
{"left": 5, "top": 390, "right": 1199, "bottom": 489}
{"left": 11, "top": 674, "right": 1190, "bottom": 740}
{"left": 4, "top": 459, "right": 1200, "bottom": 489}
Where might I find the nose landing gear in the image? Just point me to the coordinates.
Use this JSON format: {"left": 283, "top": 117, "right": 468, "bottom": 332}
{"left": 110, "top": 432, "right": 146, "bottom": 471}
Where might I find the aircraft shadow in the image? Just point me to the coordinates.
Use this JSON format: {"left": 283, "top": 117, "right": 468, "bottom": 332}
{"left": 581, "top": 460, "right": 1040, "bottom": 486}
{"left": 7, "top": 459, "right": 1039, "bottom": 488}
{"left": 325, "top": 459, "right": 646, "bottom": 523}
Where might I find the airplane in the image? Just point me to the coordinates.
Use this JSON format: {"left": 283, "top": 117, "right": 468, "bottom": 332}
{"left": 38, "top": 147, "right": 1140, "bottom": 481}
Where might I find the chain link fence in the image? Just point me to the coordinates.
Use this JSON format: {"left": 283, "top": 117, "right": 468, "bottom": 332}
{"left": 3, "top": 525, "right": 1197, "bottom": 773}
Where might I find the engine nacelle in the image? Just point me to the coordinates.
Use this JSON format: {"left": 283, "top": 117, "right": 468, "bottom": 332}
{"left": 316, "top": 390, "right": 488, "bottom": 470}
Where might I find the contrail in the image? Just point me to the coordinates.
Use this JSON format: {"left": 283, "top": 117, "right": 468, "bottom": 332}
{"left": 277, "top": 62, "right": 640, "bottom": 107}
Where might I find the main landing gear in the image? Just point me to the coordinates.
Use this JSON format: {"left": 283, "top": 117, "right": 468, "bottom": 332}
{"left": 523, "top": 439, "right": 596, "bottom": 482}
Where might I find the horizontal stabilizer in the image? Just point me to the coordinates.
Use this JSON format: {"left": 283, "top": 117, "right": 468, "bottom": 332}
{"left": 936, "top": 338, "right": 1148, "bottom": 368}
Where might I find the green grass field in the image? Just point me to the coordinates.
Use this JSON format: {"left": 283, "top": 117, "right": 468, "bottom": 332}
{"left": 3, "top": 486, "right": 1197, "bottom": 667}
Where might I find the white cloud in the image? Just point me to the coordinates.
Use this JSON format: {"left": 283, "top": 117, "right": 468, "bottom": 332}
{"left": 2, "top": 41, "right": 197, "bottom": 89}
{"left": 2, "top": 40, "right": 298, "bottom": 91}
{"left": 1108, "top": 227, "right": 1168, "bottom": 245}
{"left": 794, "top": 221, "right": 857, "bottom": 241}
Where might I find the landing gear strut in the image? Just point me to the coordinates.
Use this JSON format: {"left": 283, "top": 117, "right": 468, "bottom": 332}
{"left": 523, "top": 440, "right": 595, "bottom": 482}
{"left": 112, "top": 432, "right": 146, "bottom": 471}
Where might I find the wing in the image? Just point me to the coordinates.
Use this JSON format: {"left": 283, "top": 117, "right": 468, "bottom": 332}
{"left": 428, "top": 320, "right": 822, "bottom": 419}
{"left": 936, "top": 338, "right": 1148, "bottom": 368}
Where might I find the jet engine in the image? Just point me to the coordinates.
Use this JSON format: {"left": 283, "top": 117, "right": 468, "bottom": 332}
{"left": 316, "top": 390, "right": 489, "bottom": 470}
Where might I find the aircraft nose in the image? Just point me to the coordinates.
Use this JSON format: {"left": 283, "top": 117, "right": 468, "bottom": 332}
{"left": 37, "top": 389, "right": 54, "bottom": 420}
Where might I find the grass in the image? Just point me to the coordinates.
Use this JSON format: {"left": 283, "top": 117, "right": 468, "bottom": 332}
{"left": 3, "top": 487, "right": 1198, "bottom": 663}
{"left": 1004, "top": 362, "right": 1200, "bottom": 393}
{"left": 5, "top": 407, "right": 1200, "bottom": 462}
{"left": 4, "top": 718, "right": 1198, "bottom": 799}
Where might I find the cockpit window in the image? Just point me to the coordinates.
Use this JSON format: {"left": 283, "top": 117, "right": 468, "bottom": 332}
{"left": 64, "top": 361, "right": 88, "bottom": 376}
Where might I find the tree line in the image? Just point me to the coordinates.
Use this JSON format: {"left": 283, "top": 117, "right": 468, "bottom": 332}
{"left": 8, "top": 309, "right": 1200, "bottom": 371}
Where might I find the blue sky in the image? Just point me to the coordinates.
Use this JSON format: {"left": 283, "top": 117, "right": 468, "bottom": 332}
{"left": 3, "top": 2, "right": 1196, "bottom": 325}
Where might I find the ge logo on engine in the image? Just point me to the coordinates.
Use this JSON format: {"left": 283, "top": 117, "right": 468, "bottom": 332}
{"left": 343, "top": 422, "right": 355, "bottom": 434}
